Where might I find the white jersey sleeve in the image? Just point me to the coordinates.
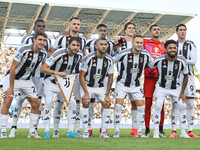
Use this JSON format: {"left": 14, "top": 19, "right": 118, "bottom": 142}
{"left": 53, "top": 35, "right": 65, "bottom": 49}
{"left": 107, "top": 58, "right": 114, "bottom": 74}
{"left": 182, "top": 60, "right": 188, "bottom": 75}
{"left": 186, "top": 42, "right": 197, "bottom": 66}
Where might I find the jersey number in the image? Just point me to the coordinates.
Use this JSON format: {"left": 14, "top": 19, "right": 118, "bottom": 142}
{"left": 31, "top": 86, "right": 36, "bottom": 93}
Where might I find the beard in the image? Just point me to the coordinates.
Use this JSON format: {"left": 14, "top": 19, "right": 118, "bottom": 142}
{"left": 167, "top": 52, "right": 177, "bottom": 58}
{"left": 98, "top": 49, "right": 106, "bottom": 54}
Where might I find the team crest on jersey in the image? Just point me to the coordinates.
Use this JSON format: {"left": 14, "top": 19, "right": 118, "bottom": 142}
{"left": 140, "top": 57, "right": 143, "bottom": 63}
{"left": 104, "top": 62, "right": 107, "bottom": 67}
{"left": 184, "top": 46, "right": 187, "bottom": 50}
{"left": 154, "top": 47, "right": 159, "bottom": 53}
{"left": 74, "top": 58, "right": 78, "bottom": 63}
{"left": 29, "top": 53, "right": 33, "bottom": 56}
{"left": 174, "top": 64, "right": 178, "bottom": 70}
{"left": 38, "top": 56, "right": 42, "bottom": 61}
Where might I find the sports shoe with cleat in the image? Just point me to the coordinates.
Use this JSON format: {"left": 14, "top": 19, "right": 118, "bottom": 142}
{"left": 67, "top": 131, "right": 81, "bottom": 138}
{"left": 153, "top": 132, "right": 160, "bottom": 138}
{"left": 9, "top": 128, "right": 17, "bottom": 138}
{"left": 169, "top": 131, "right": 177, "bottom": 138}
{"left": 52, "top": 130, "right": 59, "bottom": 138}
{"left": 187, "top": 131, "right": 199, "bottom": 138}
{"left": 83, "top": 131, "right": 89, "bottom": 138}
{"left": 145, "top": 131, "right": 150, "bottom": 137}
{"left": 113, "top": 131, "right": 120, "bottom": 138}
{"left": 100, "top": 131, "right": 110, "bottom": 138}
{"left": 137, "top": 131, "right": 148, "bottom": 138}
{"left": 76, "top": 130, "right": 83, "bottom": 137}
{"left": 180, "top": 131, "right": 191, "bottom": 138}
{"left": 88, "top": 129, "right": 93, "bottom": 137}
{"left": 159, "top": 131, "right": 167, "bottom": 137}
{"left": 28, "top": 132, "right": 42, "bottom": 138}
{"left": 99, "top": 128, "right": 109, "bottom": 136}
{"left": 43, "top": 131, "right": 51, "bottom": 138}
{"left": 1, "top": 131, "right": 8, "bottom": 139}
{"left": 130, "top": 128, "right": 137, "bottom": 137}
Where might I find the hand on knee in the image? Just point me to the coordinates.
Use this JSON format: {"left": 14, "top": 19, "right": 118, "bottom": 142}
{"left": 102, "top": 101, "right": 111, "bottom": 109}
{"left": 82, "top": 99, "right": 90, "bottom": 108}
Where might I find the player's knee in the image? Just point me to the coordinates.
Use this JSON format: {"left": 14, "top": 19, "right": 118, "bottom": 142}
{"left": 3, "top": 98, "right": 12, "bottom": 107}
{"left": 90, "top": 98, "right": 95, "bottom": 103}
{"left": 31, "top": 100, "right": 40, "bottom": 109}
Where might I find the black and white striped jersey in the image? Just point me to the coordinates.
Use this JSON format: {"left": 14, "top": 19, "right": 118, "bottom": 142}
{"left": 148, "top": 55, "right": 188, "bottom": 89}
{"left": 80, "top": 51, "right": 114, "bottom": 87}
{"left": 20, "top": 33, "right": 52, "bottom": 78}
{"left": 6, "top": 44, "right": 47, "bottom": 80}
{"left": 45, "top": 48, "right": 83, "bottom": 80}
{"left": 53, "top": 35, "right": 86, "bottom": 51}
{"left": 115, "top": 48, "right": 152, "bottom": 87}
{"left": 177, "top": 40, "right": 197, "bottom": 75}
{"left": 117, "top": 38, "right": 132, "bottom": 53}
{"left": 86, "top": 39, "right": 115, "bottom": 55}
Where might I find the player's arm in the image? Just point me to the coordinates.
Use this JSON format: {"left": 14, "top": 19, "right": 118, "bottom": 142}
{"left": 181, "top": 43, "right": 197, "bottom": 66}
{"left": 179, "top": 73, "right": 188, "bottom": 103}
{"left": 104, "top": 73, "right": 113, "bottom": 106}
{"left": 47, "top": 47, "right": 56, "bottom": 58}
{"left": 4, "top": 60, "right": 19, "bottom": 98}
{"left": 40, "top": 63, "right": 66, "bottom": 77}
{"left": 79, "top": 70, "right": 90, "bottom": 102}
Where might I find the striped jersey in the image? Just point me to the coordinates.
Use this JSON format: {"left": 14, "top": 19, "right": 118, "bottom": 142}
{"left": 176, "top": 40, "right": 197, "bottom": 75}
{"left": 148, "top": 55, "right": 188, "bottom": 89}
{"left": 117, "top": 38, "right": 132, "bottom": 53}
{"left": 53, "top": 34, "right": 86, "bottom": 51}
{"left": 45, "top": 48, "right": 83, "bottom": 80}
{"left": 80, "top": 51, "right": 114, "bottom": 87}
{"left": 20, "top": 33, "right": 52, "bottom": 78}
{"left": 115, "top": 48, "right": 152, "bottom": 87}
{"left": 86, "top": 39, "right": 115, "bottom": 55}
{"left": 6, "top": 44, "right": 47, "bottom": 80}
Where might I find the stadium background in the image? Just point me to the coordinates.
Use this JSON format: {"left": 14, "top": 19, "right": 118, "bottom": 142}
{"left": 0, "top": 0, "right": 200, "bottom": 129}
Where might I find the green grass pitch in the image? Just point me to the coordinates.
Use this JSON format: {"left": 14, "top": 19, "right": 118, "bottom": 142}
{"left": 0, "top": 129, "right": 199, "bottom": 150}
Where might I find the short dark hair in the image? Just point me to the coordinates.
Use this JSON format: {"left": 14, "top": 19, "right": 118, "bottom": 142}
{"left": 149, "top": 24, "right": 158, "bottom": 31}
{"left": 97, "top": 24, "right": 107, "bottom": 29}
{"left": 69, "top": 37, "right": 81, "bottom": 45}
{"left": 95, "top": 36, "right": 107, "bottom": 44}
{"left": 124, "top": 22, "right": 135, "bottom": 32}
{"left": 70, "top": 17, "right": 80, "bottom": 22}
{"left": 164, "top": 40, "right": 176, "bottom": 49}
{"left": 35, "top": 19, "right": 45, "bottom": 26}
{"left": 133, "top": 35, "right": 143, "bottom": 41}
{"left": 35, "top": 31, "right": 47, "bottom": 39}
{"left": 176, "top": 23, "right": 187, "bottom": 31}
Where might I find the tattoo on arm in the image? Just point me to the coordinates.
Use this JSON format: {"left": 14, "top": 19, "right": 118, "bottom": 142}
{"left": 106, "top": 74, "right": 113, "bottom": 96}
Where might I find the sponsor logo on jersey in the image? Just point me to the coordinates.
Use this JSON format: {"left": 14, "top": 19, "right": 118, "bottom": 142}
{"left": 81, "top": 63, "right": 84, "bottom": 68}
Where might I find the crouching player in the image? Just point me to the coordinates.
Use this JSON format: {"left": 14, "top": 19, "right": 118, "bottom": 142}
{"left": 79, "top": 37, "right": 114, "bottom": 138}
{"left": 113, "top": 35, "right": 152, "bottom": 138}
{"left": 40, "top": 37, "right": 83, "bottom": 138}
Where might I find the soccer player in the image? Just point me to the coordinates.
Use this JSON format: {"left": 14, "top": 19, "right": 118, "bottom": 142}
{"left": 113, "top": 35, "right": 152, "bottom": 138}
{"left": 169, "top": 24, "right": 199, "bottom": 138}
{"left": 9, "top": 19, "right": 52, "bottom": 138}
{"left": 85, "top": 24, "right": 115, "bottom": 136}
{"left": 1, "top": 31, "right": 47, "bottom": 138}
{"left": 80, "top": 37, "right": 114, "bottom": 138}
{"left": 149, "top": 39, "right": 189, "bottom": 138}
{"left": 40, "top": 37, "right": 83, "bottom": 138}
{"left": 49, "top": 17, "right": 86, "bottom": 137}
{"left": 143, "top": 24, "right": 166, "bottom": 137}
{"left": 114, "top": 22, "right": 138, "bottom": 137}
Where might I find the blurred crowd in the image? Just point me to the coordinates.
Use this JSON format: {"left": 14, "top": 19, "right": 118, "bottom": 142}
{"left": 0, "top": 46, "right": 200, "bottom": 123}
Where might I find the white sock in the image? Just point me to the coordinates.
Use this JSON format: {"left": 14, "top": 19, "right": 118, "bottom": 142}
{"left": 30, "top": 113, "right": 39, "bottom": 133}
{"left": 102, "top": 109, "right": 110, "bottom": 133}
{"left": 1, "top": 114, "right": 8, "bottom": 133}
{"left": 12, "top": 95, "right": 25, "bottom": 126}
{"left": 153, "top": 97, "right": 164, "bottom": 134}
{"left": 88, "top": 102, "right": 94, "bottom": 130}
{"left": 137, "top": 106, "right": 145, "bottom": 133}
{"left": 178, "top": 100, "right": 186, "bottom": 131}
{"left": 131, "top": 110, "right": 137, "bottom": 129}
{"left": 81, "top": 107, "right": 89, "bottom": 132}
{"left": 171, "top": 102, "right": 178, "bottom": 131}
{"left": 101, "top": 105, "right": 103, "bottom": 129}
{"left": 36, "top": 97, "right": 42, "bottom": 129}
{"left": 67, "top": 101, "right": 76, "bottom": 132}
{"left": 114, "top": 104, "right": 122, "bottom": 132}
{"left": 75, "top": 103, "right": 80, "bottom": 132}
{"left": 186, "top": 99, "right": 194, "bottom": 132}
{"left": 43, "top": 98, "right": 53, "bottom": 132}
{"left": 53, "top": 101, "right": 63, "bottom": 131}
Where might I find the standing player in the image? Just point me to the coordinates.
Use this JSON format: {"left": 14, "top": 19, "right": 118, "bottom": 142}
{"left": 143, "top": 24, "right": 166, "bottom": 137}
{"left": 169, "top": 24, "right": 199, "bottom": 138}
{"left": 40, "top": 37, "right": 83, "bottom": 138}
{"left": 9, "top": 19, "right": 52, "bottom": 138}
{"left": 49, "top": 17, "right": 86, "bottom": 137}
{"left": 114, "top": 22, "right": 138, "bottom": 137}
{"left": 85, "top": 24, "right": 115, "bottom": 136}
{"left": 1, "top": 31, "right": 47, "bottom": 138}
{"left": 80, "top": 37, "right": 114, "bottom": 138}
{"left": 149, "top": 40, "right": 189, "bottom": 138}
{"left": 113, "top": 35, "right": 152, "bottom": 138}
